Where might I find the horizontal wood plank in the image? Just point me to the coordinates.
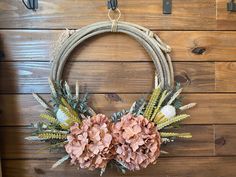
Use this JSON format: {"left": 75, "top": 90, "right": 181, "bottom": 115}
{"left": 2, "top": 30, "right": 236, "bottom": 62}
{"left": 1, "top": 93, "right": 236, "bottom": 126}
{"left": 159, "top": 31, "right": 236, "bottom": 61}
{"left": 215, "top": 125, "right": 236, "bottom": 156}
{"left": 0, "top": 61, "right": 216, "bottom": 93}
{"left": 0, "top": 126, "right": 213, "bottom": 159}
{"left": 2, "top": 157, "right": 236, "bottom": 177}
{"left": 0, "top": 0, "right": 216, "bottom": 30}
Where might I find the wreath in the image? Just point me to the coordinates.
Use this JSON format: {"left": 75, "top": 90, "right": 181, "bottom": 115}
{"left": 26, "top": 8, "right": 196, "bottom": 175}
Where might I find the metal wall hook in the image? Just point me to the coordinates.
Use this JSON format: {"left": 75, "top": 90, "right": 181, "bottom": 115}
{"left": 163, "top": 0, "right": 172, "bottom": 14}
{"left": 227, "top": 0, "right": 236, "bottom": 12}
{"left": 22, "top": 0, "right": 38, "bottom": 11}
{"left": 107, "top": 0, "right": 118, "bottom": 10}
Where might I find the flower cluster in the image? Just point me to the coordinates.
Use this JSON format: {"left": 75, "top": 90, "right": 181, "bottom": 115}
{"left": 112, "top": 114, "right": 161, "bottom": 170}
{"left": 65, "top": 114, "right": 113, "bottom": 170}
{"left": 65, "top": 113, "right": 161, "bottom": 171}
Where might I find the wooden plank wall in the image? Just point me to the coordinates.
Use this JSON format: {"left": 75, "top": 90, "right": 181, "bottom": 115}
{"left": 1, "top": 0, "right": 236, "bottom": 176}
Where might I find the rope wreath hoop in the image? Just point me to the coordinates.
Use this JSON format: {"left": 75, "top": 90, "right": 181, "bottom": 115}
{"left": 51, "top": 20, "right": 174, "bottom": 89}
{"left": 27, "top": 9, "right": 196, "bottom": 175}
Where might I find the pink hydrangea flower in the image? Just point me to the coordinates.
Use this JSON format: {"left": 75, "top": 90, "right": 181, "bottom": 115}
{"left": 65, "top": 114, "right": 114, "bottom": 170}
{"left": 112, "top": 113, "right": 161, "bottom": 171}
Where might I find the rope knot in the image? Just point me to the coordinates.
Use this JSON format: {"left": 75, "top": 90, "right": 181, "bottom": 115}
{"left": 111, "top": 20, "right": 118, "bottom": 32}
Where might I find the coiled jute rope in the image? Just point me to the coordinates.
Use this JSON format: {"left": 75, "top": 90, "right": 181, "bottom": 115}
{"left": 51, "top": 9, "right": 174, "bottom": 89}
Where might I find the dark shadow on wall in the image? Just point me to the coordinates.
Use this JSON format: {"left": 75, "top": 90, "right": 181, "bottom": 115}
{"left": 0, "top": 33, "right": 26, "bottom": 176}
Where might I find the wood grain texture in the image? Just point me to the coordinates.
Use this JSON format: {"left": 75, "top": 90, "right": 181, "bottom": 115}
{"left": 0, "top": 0, "right": 216, "bottom": 30}
{"left": 216, "top": 62, "right": 236, "bottom": 92}
{"left": 2, "top": 157, "right": 236, "bottom": 177}
{"left": 0, "top": 62, "right": 215, "bottom": 93}
{"left": 2, "top": 30, "right": 236, "bottom": 62}
{"left": 1, "top": 93, "right": 236, "bottom": 126}
{"left": 0, "top": 126, "right": 213, "bottom": 159}
{"left": 215, "top": 125, "right": 236, "bottom": 156}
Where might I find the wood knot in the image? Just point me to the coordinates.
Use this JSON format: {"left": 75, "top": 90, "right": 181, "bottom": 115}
{"left": 215, "top": 137, "right": 226, "bottom": 146}
{"left": 105, "top": 93, "right": 122, "bottom": 102}
{"left": 174, "top": 72, "right": 191, "bottom": 85}
{"left": 192, "top": 47, "right": 206, "bottom": 55}
{"left": 34, "top": 168, "right": 45, "bottom": 175}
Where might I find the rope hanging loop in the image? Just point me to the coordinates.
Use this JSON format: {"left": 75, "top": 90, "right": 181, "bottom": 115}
{"left": 108, "top": 8, "right": 121, "bottom": 32}
{"left": 108, "top": 8, "right": 121, "bottom": 21}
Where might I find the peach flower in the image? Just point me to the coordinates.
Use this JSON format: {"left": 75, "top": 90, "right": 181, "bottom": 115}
{"left": 65, "top": 114, "right": 114, "bottom": 170}
{"left": 112, "top": 113, "right": 161, "bottom": 171}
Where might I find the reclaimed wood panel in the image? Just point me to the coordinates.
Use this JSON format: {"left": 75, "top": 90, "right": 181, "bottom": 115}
{"left": 1, "top": 94, "right": 236, "bottom": 126}
{"left": 159, "top": 31, "right": 236, "bottom": 62}
{"left": 216, "top": 0, "right": 236, "bottom": 30}
{"left": 1, "top": 0, "right": 236, "bottom": 176}
{"left": 2, "top": 30, "right": 236, "bottom": 62}
{"left": 215, "top": 125, "right": 236, "bottom": 156}
{"left": 216, "top": 62, "right": 236, "bottom": 92}
{"left": 0, "top": 126, "right": 213, "bottom": 159}
{"left": 2, "top": 157, "right": 236, "bottom": 177}
{"left": 0, "top": 62, "right": 215, "bottom": 93}
{"left": 0, "top": 0, "right": 216, "bottom": 30}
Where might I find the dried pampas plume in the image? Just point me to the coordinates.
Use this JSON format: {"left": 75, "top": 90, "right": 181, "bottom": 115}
{"left": 50, "top": 28, "right": 78, "bottom": 63}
